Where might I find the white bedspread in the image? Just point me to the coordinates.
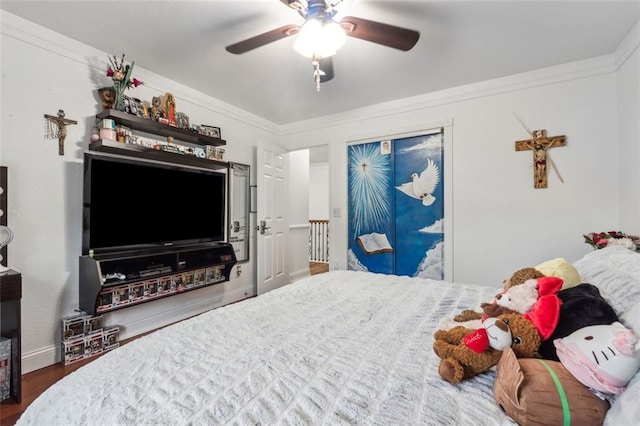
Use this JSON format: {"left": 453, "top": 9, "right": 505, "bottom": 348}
{"left": 18, "top": 271, "right": 516, "bottom": 425}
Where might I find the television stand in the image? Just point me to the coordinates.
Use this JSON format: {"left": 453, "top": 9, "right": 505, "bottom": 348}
{"left": 79, "top": 243, "right": 236, "bottom": 315}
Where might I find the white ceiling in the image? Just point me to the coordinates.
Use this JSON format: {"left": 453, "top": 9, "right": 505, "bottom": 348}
{"left": 2, "top": 0, "right": 639, "bottom": 125}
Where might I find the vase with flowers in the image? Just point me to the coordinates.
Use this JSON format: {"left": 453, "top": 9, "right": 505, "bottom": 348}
{"left": 106, "top": 53, "right": 143, "bottom": 111}
{"left": 583, "top": 231, "right": 640, "bottom": 250}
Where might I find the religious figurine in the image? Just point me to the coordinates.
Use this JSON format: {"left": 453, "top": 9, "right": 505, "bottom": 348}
{"left": 162, "top": 92, "right": 177, "bottom": 127}
{"left": 151, "top": 96, "right": 162, "bottom": 121}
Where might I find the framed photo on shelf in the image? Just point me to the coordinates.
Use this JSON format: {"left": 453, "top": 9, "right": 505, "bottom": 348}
{"left": 199, "top": 125, "right": 221, "bottom": 139}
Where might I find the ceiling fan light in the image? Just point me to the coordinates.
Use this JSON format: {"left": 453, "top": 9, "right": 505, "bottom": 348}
{"left": 323, "top": 20, "right": 346, "bottom": 51}
{"left": 294, "top": 18, "right": 345, "bottom": 58}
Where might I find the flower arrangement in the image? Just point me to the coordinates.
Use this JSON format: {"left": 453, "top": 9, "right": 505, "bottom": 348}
{"left": 106, "top": 53, "right": 143, "bottom": 111}
{"left": 583, "top": 231, "right": 640, "bottom": 250}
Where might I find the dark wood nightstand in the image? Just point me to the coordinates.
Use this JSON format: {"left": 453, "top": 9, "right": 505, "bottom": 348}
{"left": 0, "top": 269, "right": 22, "bottom": 403}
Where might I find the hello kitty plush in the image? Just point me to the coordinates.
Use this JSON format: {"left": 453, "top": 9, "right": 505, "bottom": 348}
{"left": 554, "top": 322, "right": 640, "bottom": 395}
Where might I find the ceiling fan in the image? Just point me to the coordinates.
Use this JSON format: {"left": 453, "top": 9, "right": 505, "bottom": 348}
{"left": 225, "top": 0, "right": 420, "bottom": 91}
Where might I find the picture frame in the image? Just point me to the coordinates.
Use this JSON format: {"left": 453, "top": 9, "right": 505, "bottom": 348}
{"left": 199, "top": 125, "right": 221, "bottom": 139}
{"left": 380, "top": 140, "right": 392, "bottom": 155}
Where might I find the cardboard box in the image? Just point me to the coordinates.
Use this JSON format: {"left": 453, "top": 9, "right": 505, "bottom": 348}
{"left": 62, "top": 313, "right": 90, "bottom": 341}
{"left": 103, "top": 326, "right": 120, "bottom": 351}
{"left": 63, "top": 336, "right": 85, "bottom": 365}
{"left": 84, "top": 332, "right": 104, "bottom": 357}
{"left": 84, "top": 315, "right": 103, "bottom": 335}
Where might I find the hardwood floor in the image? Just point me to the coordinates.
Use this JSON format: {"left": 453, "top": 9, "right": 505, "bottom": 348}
{"left": 0, "top": 330, "right": 151, "bottom": 426}
{"left": 309, "top": 261, "right": 329, "bottom": 275}
{"left": 0, "top": 351, "right": 102, "bottom": 425}
{"left": 1, "top": 266, "right": 330, "bottom": 425}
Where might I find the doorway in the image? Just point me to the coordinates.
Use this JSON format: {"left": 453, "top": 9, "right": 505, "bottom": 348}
{"left": 308, "top": 145, "right": 330, "bottom": 275}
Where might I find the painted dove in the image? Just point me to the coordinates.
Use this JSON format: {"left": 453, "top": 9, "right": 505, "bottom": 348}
{"left": 395, "top": 159, "right": 440, "bottom": 206}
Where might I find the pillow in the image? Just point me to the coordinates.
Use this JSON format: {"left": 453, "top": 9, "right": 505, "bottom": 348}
{"left": 572, "top": 245, "right": 640, "bottom": 315}
{"left": 605, "top": 370, "right": 640, "bottom": 425}
{"left": 554, "top": 322, "right": 640, "bottom": 396}
{"left": 621, "top": 301, "right": 640, "bottom": 336}
{"left": 535, "top": 257, "right": 581, "bottom": 290}
{"left": 494, "top": 347, "right": 609, "bottom": 426}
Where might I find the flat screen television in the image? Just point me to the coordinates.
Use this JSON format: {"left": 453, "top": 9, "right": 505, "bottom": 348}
{"left": 83, "top": 152, "right": 226, "bottom": 254}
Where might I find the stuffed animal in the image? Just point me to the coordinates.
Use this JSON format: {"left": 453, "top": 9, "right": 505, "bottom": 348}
{"left": 503, "top": 267, "right": 545, "bottom": 289}
{"left": 494, "top": 347, "right": 610, "bottom": 425}
{"left": 433, "top": 312, "right": 542, "bottom": 384}
{"left": 505, "top": 259, "right": 582, "bottom": 291}
{"left": 447, "top": 277, "right": 563, "bottom": 338}
{"left": 452, "top": 269, "right": 549, "bottom": 323}
{"left": 538, "top": 283, "right": 619, "bottom": 360}
{"left": 554, "top": 321, "right": 640, "bottom": 395}
{"left": 535, "top": 257, "right": 581, "bottom": 290}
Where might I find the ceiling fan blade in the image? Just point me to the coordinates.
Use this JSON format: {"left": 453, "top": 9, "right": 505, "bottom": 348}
{"left": 340, "top": 16, "right": 419, "bottom": 51}
{"left": 318, "top": 57, "right": 334, "bottom": 83}
{"left": 280, "top": 0, "right": 305, "bottom": 13}
{"left": 225, "top": 24, "right": 300, "bottom": 54}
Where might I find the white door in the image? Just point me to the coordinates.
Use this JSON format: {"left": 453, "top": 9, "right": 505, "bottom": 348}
{"left": 256, "top": 141, "right": 289, "bottom": 294}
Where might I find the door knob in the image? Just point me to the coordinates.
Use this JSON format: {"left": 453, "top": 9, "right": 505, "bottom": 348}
{"left": 256, "top": 220, "right": 271, "bottom": 235}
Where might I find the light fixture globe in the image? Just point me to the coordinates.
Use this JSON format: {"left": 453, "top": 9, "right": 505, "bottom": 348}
{"left": 294, "top": 17, "right": 346, "bottom": 58}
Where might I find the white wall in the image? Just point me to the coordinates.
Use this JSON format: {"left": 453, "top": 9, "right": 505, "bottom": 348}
{"left": 0, "top": 12, "right": 280, "bottom": 373}
{"left": 287, "top": 150, "right": 310, "bottom": 281}
{"left": 309, "top": 163, "right": 329, "bottom": 220}
{"left": 280, "top": 55, "right": 629, "bottom": 286}
{"left": 617, "top": 21, "right": 640, "bottom": 233}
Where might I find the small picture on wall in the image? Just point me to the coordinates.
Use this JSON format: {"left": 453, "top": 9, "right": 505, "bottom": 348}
{"left": 380, "top": 140, "right": 392, "bottom": 155}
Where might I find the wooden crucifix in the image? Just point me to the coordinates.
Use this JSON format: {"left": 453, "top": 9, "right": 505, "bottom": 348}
{"left": 515, "top": 129, "right": 566, "bottom": 189}
{"left": 44, "top": 109, "right": 77, "bottom": 156}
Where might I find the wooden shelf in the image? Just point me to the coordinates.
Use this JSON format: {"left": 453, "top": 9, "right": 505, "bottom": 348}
{"left": 89, "top": 140, "right": 228, "bottom": 170}
{"left": 96, "top": 109, "right": 226, "bottom": 147}
{"left": 80, "top": 243, "right": 236, "bottom": 315}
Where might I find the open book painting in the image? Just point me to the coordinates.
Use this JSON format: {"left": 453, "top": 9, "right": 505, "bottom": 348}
{"left": 356, "top": 232, "right": 393, "bottom": 255}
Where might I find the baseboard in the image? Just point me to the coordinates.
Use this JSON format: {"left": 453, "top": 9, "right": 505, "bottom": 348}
{"left": 21, "top": 285, "right": 255, "bottom": 374}
{"left": 289, "top": 268, "right": 310, "bottom": 282}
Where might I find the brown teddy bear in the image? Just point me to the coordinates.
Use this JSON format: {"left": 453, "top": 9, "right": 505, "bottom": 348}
{"left": 503, "top": 266, "right": 545, "bottom": 289}
{"left": 452, "top": 267, "right": 546, "bottom": 323}
{"left": 433, "top": 312, "right": 542, "bottom": 384}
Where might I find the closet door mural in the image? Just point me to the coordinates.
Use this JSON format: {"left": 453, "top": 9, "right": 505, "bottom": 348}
{"left": 347, "top": 131, "right": 444, "bottom": 279}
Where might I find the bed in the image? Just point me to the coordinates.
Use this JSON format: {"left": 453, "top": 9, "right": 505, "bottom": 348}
{"left": 16, "top": 246, "right": 640, "bottom": 425}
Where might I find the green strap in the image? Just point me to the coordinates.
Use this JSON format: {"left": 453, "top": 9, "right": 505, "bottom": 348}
{"left": 538, "top": 359, "right": 571, "bottom": 426}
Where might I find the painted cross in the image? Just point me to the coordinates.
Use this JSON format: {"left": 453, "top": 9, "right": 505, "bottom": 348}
{"left": 515, "top": 129, "right": 566, "bottom": 189}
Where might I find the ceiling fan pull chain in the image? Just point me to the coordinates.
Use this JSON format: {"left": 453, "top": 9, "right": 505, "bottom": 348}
{"left": 312, "top": 55, "right": 325, "bottom": 92}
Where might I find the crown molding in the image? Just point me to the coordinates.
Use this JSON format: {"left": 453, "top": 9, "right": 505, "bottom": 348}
{"left": 614, "top": 18, "right": 640, "bottom": 70}
{"left": 0, "top": 11, "right": 280, "bottom": 135}
{"left": 279, "top": 54, "right": 616, "bottom": 136}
